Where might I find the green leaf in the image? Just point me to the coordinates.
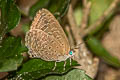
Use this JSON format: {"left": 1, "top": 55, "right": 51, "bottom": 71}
{"left": 89, "top": 1, "right": 116, "bottom": 36}
{"left": 47, "top": 0, "right": 70, "bottom": 18}
{"left": 10, "top": 59, "right": 79, "bottom": 79}
{"left": 21, "top": 23, "right": 30, "bottom": 33}
{"left": 0, "top": 0, "right": 21, "bottom": 38}
{"left": 29, "top": 0, "right": 50, "bottom": 18}
{"left": 29, "top": 0, "right": 70, "bottom": 19}
{"left": 0, "top": 37, "right": 26, "bottom": 72}
{"left": 43, "top": 69, "right": 93, "bottom": 80}
{"left": 86, "top": 36, "right": 120, "bottom": 68}
{"left": 6, "top": 1, "right": 21, "bottom": 32}
{"left": 89, "top": 0, "right": 113, "bottom": 25}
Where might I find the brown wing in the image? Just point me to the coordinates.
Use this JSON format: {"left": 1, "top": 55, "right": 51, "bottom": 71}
{"left": 25, "top": 29, "right": 66, "bottom": 61}
{"left": 30, "top": 9, "right": 70, "bottom": 55}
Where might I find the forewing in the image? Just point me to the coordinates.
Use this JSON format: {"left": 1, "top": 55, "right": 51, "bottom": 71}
{"left": 30, "top": 9, "right": 70, "bottom": 55}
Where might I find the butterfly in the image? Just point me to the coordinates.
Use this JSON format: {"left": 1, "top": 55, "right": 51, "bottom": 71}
{"left": 25, "top": 8, "right": 74, "bottom": 70}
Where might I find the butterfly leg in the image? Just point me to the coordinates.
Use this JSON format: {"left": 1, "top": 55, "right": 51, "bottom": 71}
{"left": 70, "top": 57, "right": 72, "bottom": 66}
{"left": 52, "top": 61, "right": 57, "bottom": 71}
{"left": 63, "top": 61, "right": 66, "bottom": 70}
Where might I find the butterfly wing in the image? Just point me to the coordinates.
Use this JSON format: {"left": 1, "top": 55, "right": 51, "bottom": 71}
{"left": 30, "top": 9, "right": 70, "bottom": 55}
{"left": 25, "top": 29, "right": 69, "bottom": 61}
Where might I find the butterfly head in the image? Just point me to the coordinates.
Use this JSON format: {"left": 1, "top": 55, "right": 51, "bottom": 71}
{"left": 69, "top": 50, "right": 74, "bottom": 57}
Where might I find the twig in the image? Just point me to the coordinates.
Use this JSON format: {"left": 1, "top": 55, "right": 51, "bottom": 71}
{"left": 81, "top": 0, "right": 120, "bottom": 37}
{"left": 65, "top": 25, "right": 75, "bottom": 48}
{"left": 71, "top": 0, "right": 78, "bottom": 8}
{"left": 65, "top": 25, "right": 74, "bottom": 45}
{"left": 67, "top": 4, "right": 99, "bottom": 77}
{"left": 80, "top": 1, "right": 91, "bottom": 30}
{"left": 83, "top": 0, "right": 87, "bottom": 8}
{"left": 67, "top": 4, "right": 82, "bottom": 44}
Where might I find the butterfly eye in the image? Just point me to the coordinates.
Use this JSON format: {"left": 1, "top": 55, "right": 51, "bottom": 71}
{"left": 69, "top": 51, "right": 73, "bottom": 55}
